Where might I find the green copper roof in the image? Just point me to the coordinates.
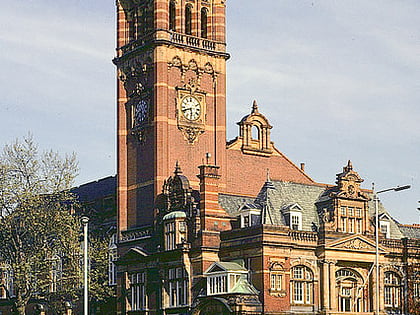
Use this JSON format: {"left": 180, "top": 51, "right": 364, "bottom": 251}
{"left": 231, "top": 278, "right": 259, "bottom": 295}
{"left": 163, "top": 211, "right": 186, "bottom": 220}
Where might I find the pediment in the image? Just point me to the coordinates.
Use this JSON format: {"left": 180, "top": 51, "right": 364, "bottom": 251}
{"left": 206, "top": 264, "right": 225, "bottom": 273}
{"left": 326, "top": 235, "right": 386, "bottom": 252}
{"left": 117, "top": 247, "right": 149, "bottom": 265}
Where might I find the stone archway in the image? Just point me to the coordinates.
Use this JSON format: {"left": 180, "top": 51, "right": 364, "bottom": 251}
{"left": 193, "top": 298, "right": 233, "bottom": 315}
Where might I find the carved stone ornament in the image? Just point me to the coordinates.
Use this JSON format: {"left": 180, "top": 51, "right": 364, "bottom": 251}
{"left": 336, "top": 238, "right": 373, "bottom": 251}
{"left": 168, "top": 56, "right": 217, "bottom": 81}
{"left": 179, "top": 126, "right": 205, "bottom": 144}
{"left": 344, "top": 239, "right": 370, "bottom": 250}
{"left": 332, "top": 160, "right": 370, "bottom": 201}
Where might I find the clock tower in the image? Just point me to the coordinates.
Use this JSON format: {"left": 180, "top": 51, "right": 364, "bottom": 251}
{"left": 113, "top": 0, "right": 229, "bottom": 231}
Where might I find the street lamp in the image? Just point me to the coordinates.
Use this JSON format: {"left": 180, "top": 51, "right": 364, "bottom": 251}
{"left": 81, "top": 216, "right": 89, "bottom": 315}
{"left": 373, "top": 184, "right": 410, "bottom": 315}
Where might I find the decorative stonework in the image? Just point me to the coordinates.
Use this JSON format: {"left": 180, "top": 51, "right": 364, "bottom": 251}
{"left": 228, "top": 101, "right": 277, "bottom": 156}
{"left": 176, "top": 86, "right": 207, "bottom": 144}
{"left": 329, "top": 236, "right": 381, "bottom": 252}
{"left": 117, "top": 53, "right": 154, "bottom": 143}
{"left": 332, "top": 160, "right": 369, "bottom": 201}
{"left": 339, "top": 238, "right": 371, "bottom": 250}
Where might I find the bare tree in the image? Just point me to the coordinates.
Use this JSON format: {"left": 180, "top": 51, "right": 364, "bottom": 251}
{"left": 0, "top": 135, "right": 80, "bottom": 314}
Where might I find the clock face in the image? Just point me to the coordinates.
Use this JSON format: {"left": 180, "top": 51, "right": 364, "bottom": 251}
{"left": 134, "top": 99, "right": 148, "bottom": 126}
{"left": 181, "top": 96, "right": 201, "bottom": 121}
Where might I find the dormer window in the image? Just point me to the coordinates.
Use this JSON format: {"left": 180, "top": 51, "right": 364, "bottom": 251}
{"left": 283, "top": 203, "right": 303, "bottom": 230}
{"left": 291, "top": 213, "right": 301, "bottom": 230}
{"left": 239, "top": 208, "right": 261, "bottom": 228}
{"left": 379, "top": 214, "right": 391, "bottom": 239}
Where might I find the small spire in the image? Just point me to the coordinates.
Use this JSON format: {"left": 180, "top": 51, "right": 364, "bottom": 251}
{"left": 266, "top": 168, "right": 271, "bottom": 182}
{"left": 174, "top": 161, "right": 182, "bottom": 175}
{"left": 252, "top": 100, "right": 259, "bottom": 113}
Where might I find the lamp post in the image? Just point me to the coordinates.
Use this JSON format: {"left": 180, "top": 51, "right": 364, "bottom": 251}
{"left": 373, "top": 184, "right": 410, "bottom": 315}
{"left": 81, "top": 216, "right": 89, "bottom": 315}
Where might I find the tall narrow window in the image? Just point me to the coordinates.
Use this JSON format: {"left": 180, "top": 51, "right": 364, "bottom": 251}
{"left": 291, "top": 266, "right": 313, "bottom": 304}
{"left": 109, "top": 234, "right": 118, "bottom": 286}
{"left": 185, "top": 5, "right": 192, "bottom": 35}
{"left": 169, "top": 268, "right": 188, "bottom": 307}
{"left": 169, "top": 1, "right": 176, "bottom": 31}
{"left": 129, "top": 272, "right": 146, "bottom": 311}
{"left": 165, "top": 221, "right": 175, "bottom": 250}
{"left": 384, "top": 272, "right": 402, "bottom": 311}
{"left": 50, "top": 255, "right": 62, "bottom": 293}
{"left": 251, "top": 125, "right": 259, "bottom": 140}
{"left": 201, "top": 8, "right": 208, "bottom": 38}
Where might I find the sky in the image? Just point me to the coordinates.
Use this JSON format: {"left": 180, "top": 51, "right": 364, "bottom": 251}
{"left": 1, "top": 0, "right": 419, "bottom": 223}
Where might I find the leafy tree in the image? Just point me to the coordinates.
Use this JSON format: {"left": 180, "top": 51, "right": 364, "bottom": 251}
{"left": 88, "top": 235, "right": 116, "bottom": 313}
{"left": 0, "top": 135, "right": 80, "bottom": 314}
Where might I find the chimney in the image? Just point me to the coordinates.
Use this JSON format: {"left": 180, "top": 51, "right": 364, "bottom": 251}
{"left": 300, "top": 163, "right": 305, "bottom": 172}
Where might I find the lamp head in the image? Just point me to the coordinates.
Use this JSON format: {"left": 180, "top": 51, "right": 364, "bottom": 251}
{"left": 81, "top": 216, "right": 89, "bottom": 225}
{"left": 394, "top": 185, "right": 411, "bottom": 191}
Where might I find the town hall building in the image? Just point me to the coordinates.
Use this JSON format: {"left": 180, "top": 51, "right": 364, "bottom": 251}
{"left": 112, "top": 0, "right": 420, "bottom": 314}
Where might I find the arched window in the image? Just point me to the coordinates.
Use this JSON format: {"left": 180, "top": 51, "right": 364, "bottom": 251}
{"left": 201, "top": 7, "right": 208, "bottom": 38}
{"left": 185, "top": 5, "right": 192, "bottom": 35}
{"left": 291, "top": 266, "right": 313, "bottom": 305}
{"left": 251, "top": 125, "right": 259, "bottom": 140}
{"left": 269, "top": 263, "right": 285, "bottom": 296}
{"left": 336, "top": 268, "right": 364, "bottom": 312}
{"left": 169, "top": 1, "right": 176, "bottom": 31}
{"left": 384, "top": 272, "right": 402, "bottom": 311}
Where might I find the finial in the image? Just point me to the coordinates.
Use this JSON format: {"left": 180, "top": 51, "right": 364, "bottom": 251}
{"left": 266, "top": 168, "right": 271, "bottom": 182}
{"left": 252, "top": 100, "right": 259, "bottom": 113}
{"left": 344, "top": 160, "right": 353, "bottom": 172}
{"left": 174, "top": 161, "right": 182, "bottom": 175}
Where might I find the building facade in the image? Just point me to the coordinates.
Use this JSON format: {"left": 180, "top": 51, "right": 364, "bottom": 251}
{"left": 113, "top": 1, "right": 420, "bottom": 314}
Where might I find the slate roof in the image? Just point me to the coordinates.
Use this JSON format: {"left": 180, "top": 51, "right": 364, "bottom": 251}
{"left": 219, "top": 180, "right": 416, "bottom": 240}
{"left": 71, "top": 175, "right": 116, "bottom": 202}
{"left": 218, "top": 194, "right": 255, "bottom": 217}
{"left": 398, "top": 224, "right": 420, "bottom": 239}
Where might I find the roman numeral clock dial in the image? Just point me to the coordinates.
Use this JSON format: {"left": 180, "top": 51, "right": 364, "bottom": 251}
{"left": 181, "top": 96, "right": 201, "bottom": 121}
{"left": 176, "top": 92, "right": 206, "bottom": 144}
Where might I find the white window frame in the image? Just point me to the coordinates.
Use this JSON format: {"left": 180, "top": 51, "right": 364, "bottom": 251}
{"left": 291, "top": 266, "right": 313, "bottom": 305}
{"left": 290, "top": 212, "right": 302, "bottom": 230}
{"left": 384, "top": 272, "right": 402, "bottom": 309}
{"left": 50, "top": 255, "right": 62, "bottom": 293}
{"left": 168, "top": 267, "right": 188, "bottom": 307}
{"left": 380, "top": 221, "right": 391, "bottom": 239}
{"left": 129, "top": 272, "right": 146, "bottom": 311}
{"left": 165, "top": 221, "right": 176, "bottom": 250}
{"left": 240, "top": 209, "right": 261, "bottom": 228}
{"left": 108, "top": 234, "right": 118, "bottom": 286}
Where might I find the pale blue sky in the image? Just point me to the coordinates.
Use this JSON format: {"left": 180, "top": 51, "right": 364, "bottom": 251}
{"left": 1, "top": 1, "right": 419, "bottom": 223}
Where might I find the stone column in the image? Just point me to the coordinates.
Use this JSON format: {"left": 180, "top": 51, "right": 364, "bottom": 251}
{"left": 329, "top": 261, "right": 337, "bottom": 311}
{"left": 371, "top": 266, "right": 377, "bottom": 314}
{"left": 322, "top": 260, "right": 330, "bottom": 311}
